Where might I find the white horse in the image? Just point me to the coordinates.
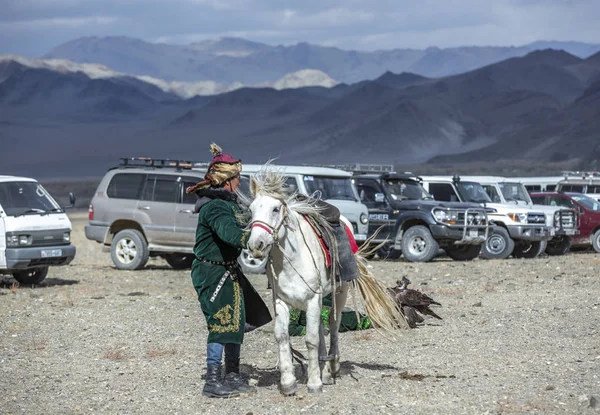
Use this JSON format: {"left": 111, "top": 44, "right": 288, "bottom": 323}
{"left": 246, "top": 168, "right": 403, "bottom": 395}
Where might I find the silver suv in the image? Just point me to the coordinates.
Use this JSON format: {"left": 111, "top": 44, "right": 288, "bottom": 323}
{"left": 85, "top": 158, "right": 247, "bottom": 270}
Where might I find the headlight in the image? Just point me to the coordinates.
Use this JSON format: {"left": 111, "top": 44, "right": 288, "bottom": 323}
{"left": 507, "top": 213, "right": 527, "bottom": 223}
{"left": 63, "top": 232, "right": 71, "bottom": 242}
{"left": 360, "top": 213, "right": 368, "bottom": 224}
{"left": 6, "top": 234, "right": 31, "bottom": 246}
{"left": 432, "top": 209, "right": 459, "bottom": 224}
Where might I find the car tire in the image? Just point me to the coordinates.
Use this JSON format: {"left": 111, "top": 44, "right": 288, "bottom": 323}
{"left": 512, "top": 240, "right": 546, "bottom": 259}
{"left": 110, "top": 229, "right": 149, "bottom": 270}
{"left": 165, "top": 253, "right": 195, "bottom": 269}
{"left": 401, "top": 225, "right": 439, "bottom": 262}
{"left": 545, "top": 236, "right": 571, "bottom": 256}
{"left": 12, "top": 266, "right": 49, "bottom": 285}
{"left": 444, "top": 244, "right": 482, "bottom": 261}
{"left": 238, "top": 249, "right": 267, "bottom": 274}
{"left": 377, "top": 244, "right": 402, "bottom": 260}
{"left": 592, "top": 229, "right": 600, "bottom": 253}
{"left": 482, "top": 227, "right": 514, "bottom": 260}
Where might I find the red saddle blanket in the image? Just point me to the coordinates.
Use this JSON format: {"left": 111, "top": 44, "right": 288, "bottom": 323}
{"left": 303, "top": 217, "right": 359, "bottom": 267}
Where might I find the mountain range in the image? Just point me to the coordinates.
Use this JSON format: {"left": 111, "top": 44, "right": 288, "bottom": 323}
{"left": 1, "top": 43, "right": 599, "bottom": 179}
{"left": 43, "top": 37, "right": 600, "bottom": 84}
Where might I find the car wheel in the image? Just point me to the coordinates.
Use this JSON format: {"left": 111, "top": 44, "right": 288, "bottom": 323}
{"left": 592, "top": 229, "right": 600, "bottom": 253}
{"left": 444, "top": 244, "right": 482, "bottom": 261}
{"left": 377, "top": 244, "right": 402, "bottom": 260}
{"left": 401, "top": 225, "right": 439, "bottom": 262}
{"left": 482, "top": 227, "right": 515, "bottom": 260}
{"left": 545, "top": 236, "right": 571, "bottom": 256}
{"left": 238, "top": 249, "right": 267, "bottom": 274}
{"left": 165, "top": 253, "right": 195, "bottom": 269}
{"left": 12, "top": 266, "right": 49, "bottom": 285}
{"left": 512, "top": 240, "right": 546, "bottom": 259}
{"left": 110, "top": 229, "right": 149, "bottom": 270}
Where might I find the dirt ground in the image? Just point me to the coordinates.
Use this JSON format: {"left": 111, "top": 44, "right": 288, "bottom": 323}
{"left": 1, "top": 212, "right": 599, "bottom": 415}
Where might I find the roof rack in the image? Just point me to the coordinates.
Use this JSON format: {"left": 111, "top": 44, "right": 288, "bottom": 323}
{"left": 303, "top": 163, "right": 396, "bottom": 174}
{"left": 561, "top": 170, "right": 600, "bottom": 179}
{"left": 119, "top": 157, "right": 194, "bottom": 170}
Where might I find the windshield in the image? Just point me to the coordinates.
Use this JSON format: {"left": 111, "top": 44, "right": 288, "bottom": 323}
{"left": 456, "top": 181, "right": 492, "bottom": 203}
{"left": 303, "top": 176, "right": 359, "bottom": 201}
{"left": 0, "top": 181, "right": 61, "bottom": 217}
{"left": 499, "top": 182, "right": 532, "bottom": 204}
{"left": 571, "top": 194, "right": 600, "bottom": 211}
{"left": 382, "top": 179, "right": 432, "bottom": 201}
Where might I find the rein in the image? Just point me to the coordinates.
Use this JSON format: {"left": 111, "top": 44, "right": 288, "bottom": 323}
{"left": 250, "top": 203, "right": 289, "bottom": 241}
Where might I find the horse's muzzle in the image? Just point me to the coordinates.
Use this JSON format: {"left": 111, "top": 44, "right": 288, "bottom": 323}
{"left": 251, "top": 248, "right": 265, "bottom": 259}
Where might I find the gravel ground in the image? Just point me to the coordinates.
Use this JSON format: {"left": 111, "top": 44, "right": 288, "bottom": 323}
{"left": 1, "top": 212, "right": 599, "bottom": 415}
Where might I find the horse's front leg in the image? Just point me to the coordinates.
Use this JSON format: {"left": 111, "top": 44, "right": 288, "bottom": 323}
{"left": 305, "top": 297, "right": 323, "bottom": 393}
{"left": 329, "top": 282, "right": 349, "bottom": 378}
{"left": 273, "top": 299, "right": 297, "bottom": 396}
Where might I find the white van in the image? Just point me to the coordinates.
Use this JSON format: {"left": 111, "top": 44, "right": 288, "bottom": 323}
{"left": 0, "top": 176, "right": 76, "bottom": 284}
{"left": 193, "top": 163, "right": 369, "bottom": 273}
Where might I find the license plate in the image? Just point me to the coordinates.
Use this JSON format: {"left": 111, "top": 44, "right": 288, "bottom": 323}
{"left": 469, "top": 230, "right": 478, "bottom": 237}
{"left": 369, "top": 213, "right": 388, "bottom": 221}
{"left": 354, "top": 234, "right": 367, "bottom": 241}
{"left": 41, "top": 249, "right": 62, "bottom": 258}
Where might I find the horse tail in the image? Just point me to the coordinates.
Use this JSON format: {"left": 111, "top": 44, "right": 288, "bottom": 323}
{"left": 352, "top": 245, "right": 409, "bottom": 334}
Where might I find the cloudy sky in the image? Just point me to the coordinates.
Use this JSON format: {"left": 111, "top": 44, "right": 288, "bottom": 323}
{"left": 1, "top": 0, "right": 598, "bottom": 57}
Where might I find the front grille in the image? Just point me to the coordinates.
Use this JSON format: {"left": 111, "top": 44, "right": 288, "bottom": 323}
{"left": 527, "top": 213, "right": 546, "bottom": 224}
{"left": 555, "top": 210, "right": 576, "bottom": 229}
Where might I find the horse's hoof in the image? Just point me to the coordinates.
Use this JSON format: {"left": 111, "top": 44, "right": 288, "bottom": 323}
{"left": 322, "top": 374, "right": 334, "bottom": 385}
{"left": 280, "top": 381, "right": 298, "bottom": 396}
{"left": 308, "top": 385, "right": 323, "bottom": 394}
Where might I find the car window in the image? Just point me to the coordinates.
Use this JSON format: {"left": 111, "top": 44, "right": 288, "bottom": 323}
{"left": 571, "top": 194, "right": 600, "bottom": 211}
{"left": 588, "top": 185, "right": 600, "bottom": 194}
{"left": 428, "top": 183, "right": 458, "bottom": 202}
{"left": 560, "top": 184, "right": 584, "bottom": 192}
{"left": 482, "top": 185, "right": 502, "bottom": 203}
{"left": 355, "top": 179, "right": 384, "bottom": 208}
{"left": 142, "top": 175, "right": 178, "bottom": 203}
{"left": 530, "top": 196, "right": 546, "bottom": 204}
{"left": 548, "top": 195, "right": 574, "bottom": 208}
{"left": 107, "top": 173, "right": 145, "bottom": 200}
{"left": 181, "top": 176, "right": 201, "bottom": 204}
{"left": 285, "top": 177, "right": 299, "bottom": 193}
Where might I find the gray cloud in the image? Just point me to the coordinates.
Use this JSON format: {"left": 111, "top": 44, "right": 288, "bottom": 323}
{"left": 1, "top": 0, "right": 598, "bottom": 56}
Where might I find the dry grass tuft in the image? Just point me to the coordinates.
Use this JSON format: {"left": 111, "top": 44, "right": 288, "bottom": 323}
{"left": 354, "top": 331, "right": 373, "bottom": 341}
{"left": 30, "top": 338, "right": 49, "bottom": 351}
{"left": 11, "top": 283, "right": 19, "bottom": 294}
{"left": 104, "top": 345, "right": 129, "bottom": 360}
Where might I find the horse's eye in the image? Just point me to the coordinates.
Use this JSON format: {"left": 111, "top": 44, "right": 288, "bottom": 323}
{"left": 273, "top": 206, "right": 280, "bottom": 213}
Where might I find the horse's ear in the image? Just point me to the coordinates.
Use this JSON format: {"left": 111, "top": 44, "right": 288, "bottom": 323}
{"left": 250, "top": 176, "right": 258, "bottom": 197}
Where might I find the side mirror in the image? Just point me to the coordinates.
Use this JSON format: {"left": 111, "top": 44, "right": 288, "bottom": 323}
{"left": 68, "top": 192, "right": 76, "bottom": 208}
{"left": 375, "top": 193, "right": 385, "bottom": 203}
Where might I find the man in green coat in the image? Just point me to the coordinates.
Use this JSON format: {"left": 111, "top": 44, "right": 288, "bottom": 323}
{"left": 186, "top": 143, "right": 271, "bottom": 398}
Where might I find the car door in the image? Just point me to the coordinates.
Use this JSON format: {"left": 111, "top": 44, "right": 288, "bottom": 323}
{"left": 174, "top": 176, "right": 202, "bottom": 248}
{"left": 135, "top": 174, "right": 178, "bottom": 245}
{"left": 355, "top": 178, "right": 392, "bottom": 240}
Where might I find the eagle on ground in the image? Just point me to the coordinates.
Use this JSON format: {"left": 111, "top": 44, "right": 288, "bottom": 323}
{"left": 388, "top": 276, "right": 442, "bottom": 328}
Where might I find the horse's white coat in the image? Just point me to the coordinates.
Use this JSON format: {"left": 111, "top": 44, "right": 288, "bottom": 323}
{"left": 248, "top": 192, "right": 349, "bottom": 394}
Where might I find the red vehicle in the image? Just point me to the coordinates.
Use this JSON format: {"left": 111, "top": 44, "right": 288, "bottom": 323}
{"left": 530, "top": 192, "right": 600, "bottom": 253}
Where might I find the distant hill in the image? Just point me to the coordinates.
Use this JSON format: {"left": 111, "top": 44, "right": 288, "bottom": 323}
{"left": 2, "top": 49, "right": 600, "bottom": 178}
{"left": 43, "top": 36, "right": 600, "bottom": 84}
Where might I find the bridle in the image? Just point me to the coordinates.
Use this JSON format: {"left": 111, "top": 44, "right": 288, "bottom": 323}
{"left": 250, "top": 202, "right": 289, "bottom": 242}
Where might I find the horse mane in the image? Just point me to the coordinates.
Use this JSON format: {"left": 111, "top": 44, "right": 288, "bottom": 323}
{"left": 249, "top": 164, "right": 333, "bottom": 233}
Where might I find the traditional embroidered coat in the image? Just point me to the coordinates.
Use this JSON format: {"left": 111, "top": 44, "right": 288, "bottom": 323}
{"left": 191, "top": 191, "right": 270, "bottom": 344}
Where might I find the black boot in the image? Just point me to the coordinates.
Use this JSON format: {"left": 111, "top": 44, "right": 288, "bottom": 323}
{"left": 203, "top": 364, "right": 240, "bottom": 398}
{"left": 224, "top": 360, "right": 256, "bottom": 394}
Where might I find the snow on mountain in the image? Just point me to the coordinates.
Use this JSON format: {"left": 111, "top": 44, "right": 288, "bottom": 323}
{"left": 0, "top": 54, "right": 337, "bottom": 98}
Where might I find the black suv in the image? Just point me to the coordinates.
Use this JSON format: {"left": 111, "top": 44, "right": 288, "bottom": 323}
{"left": 353, "top": 172, "right": 489, "bottom": 262}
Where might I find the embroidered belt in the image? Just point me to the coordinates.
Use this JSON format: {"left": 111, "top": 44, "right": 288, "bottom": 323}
{"left": 196, "top": 256, "right": 238, "bottom": 267}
